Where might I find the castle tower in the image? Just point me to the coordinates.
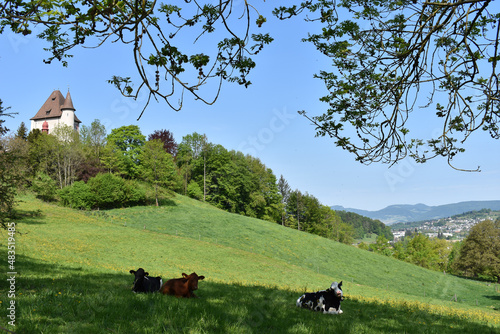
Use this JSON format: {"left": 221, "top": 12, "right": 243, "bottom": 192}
{"left": 30, "top": 90, "right": 82, "bottom": 134}
{"left": 60, "top": 91, "right": 78, "bottom": 132}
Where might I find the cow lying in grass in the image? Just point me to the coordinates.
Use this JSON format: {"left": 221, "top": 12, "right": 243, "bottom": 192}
{"left": 296, "top": 281, "right": 344, "bottom": 314}
{"left": 129, "top": 268, "right": 162, "bottom": 293}
{"left": 161, "top": 272, "right": 205, "bottom": 298}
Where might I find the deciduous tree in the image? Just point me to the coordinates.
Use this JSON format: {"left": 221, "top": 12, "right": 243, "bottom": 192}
{"left": 80, "top": 119, "right": 107, "bottom": 161}
{"left": 105, "top": 125, "right": 146, "bottom": 178}
{"left": 369, "top": 235, "right": 393, "bottom": 257}
{"left": 453, "top": 219, "right": 500, "bottom": 282}
{"left": 51, "top": 124, "right": 84, "bottom": 188}
{"left": 27, "top": 129, "right": 59, "bottom": 179}
{"left": 139, "top": 139, "right": 177, "bottom": 206}
{"left": 277, "top": 175, "right": 291, "bottom": 226}
{"left": 148, "top": 129, "right": 178, "bottom": 157}
{"left": 177, "top": 132, "right": 208, "bottom": 198}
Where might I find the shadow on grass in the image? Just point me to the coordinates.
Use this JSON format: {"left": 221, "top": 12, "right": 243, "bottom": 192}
{"left": 452, "top": 273, "right": 499, "bottom": 284}
{"left": 485, "top": 295, "right": 500, "bottom": 301}
{"left": 83, "top": 198, "right": 177, "bottom": 219}
{"left": 158, "top": 198, "right": 177, "bottom": 207}
{"left": 2, "top": 250, "right": 498, "bottom": 334}
{"left": 11, "top": 207, "right": 45, "bottom": 225}
{"left": 485, "top": 294, "right": 500, "bottom": 310}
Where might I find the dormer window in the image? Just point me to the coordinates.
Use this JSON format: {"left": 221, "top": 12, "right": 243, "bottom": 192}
{"left": 45, "top": 109, "right": 51, "bottom": 115}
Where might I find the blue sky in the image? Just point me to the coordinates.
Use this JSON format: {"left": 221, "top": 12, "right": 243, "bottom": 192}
{"left": 1, "top": 3, "right": 499, "bottom": 211}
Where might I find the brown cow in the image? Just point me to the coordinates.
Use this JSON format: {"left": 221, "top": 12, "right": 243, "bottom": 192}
{"left": 160, "top": 272, "right": 205, "bottom": 298}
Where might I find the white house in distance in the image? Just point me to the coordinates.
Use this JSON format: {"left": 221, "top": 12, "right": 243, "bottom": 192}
{"left": 30, "top": 90, "right": 81, "bottom": 134}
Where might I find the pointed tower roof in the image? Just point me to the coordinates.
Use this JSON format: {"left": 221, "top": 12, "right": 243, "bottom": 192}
{"left": 30, "top": 90, "right": 81, "bottom": 123}
{"left": 62, "top": 91, "right": 75, "bottom": 111}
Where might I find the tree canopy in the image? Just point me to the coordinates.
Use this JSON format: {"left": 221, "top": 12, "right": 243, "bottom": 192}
{"left": 104, "top": 125, "right": 146, "bottom": 178}
{"left": 283, "top": 0, "right": 500, "bottom": 170}
{"left": 1, "top": 0, "right": 498, "bottom": 167}
{"left": 453, "top": 219, "right": 500, "bottom": 282}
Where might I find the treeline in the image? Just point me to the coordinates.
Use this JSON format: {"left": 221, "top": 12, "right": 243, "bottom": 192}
{"left": 361, "top": 219, "right": 500, "bottom": 283}
{"left": 0, "top": 119, "right": 391, "bottom": 244}
{"left": 335, "top": 211, "right": 393, "bottom": 240}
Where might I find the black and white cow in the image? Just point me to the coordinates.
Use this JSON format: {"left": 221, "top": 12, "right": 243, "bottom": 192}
{"left": 296, "top": 281, "right": 344, "bottom": 314}
{"left": 129, "top": 268, "right": 163, "bottom": 293}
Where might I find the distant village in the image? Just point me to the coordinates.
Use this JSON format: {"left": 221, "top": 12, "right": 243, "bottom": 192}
{"left": 391, "top": 211, "right": 500, "bottom": 241}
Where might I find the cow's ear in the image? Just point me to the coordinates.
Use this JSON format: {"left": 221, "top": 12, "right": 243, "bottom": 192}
{"left": 182, "top": 273, "right": 188, "bottom": 278}
{"left": 145, "top": 272, "right": 149, "bottom": 276}
{"left": 339, "top": 281, "right": 342, "bottom": 287}
{"left": 129, "top": 270, "right": 136, "bottom": 274}
{"left": 199, "top": 276, "right": 205, "bottom": 280}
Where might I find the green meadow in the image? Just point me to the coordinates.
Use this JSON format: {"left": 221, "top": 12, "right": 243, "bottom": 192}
{"left": 1, "top": 193, "right": 499, "bottom": 333}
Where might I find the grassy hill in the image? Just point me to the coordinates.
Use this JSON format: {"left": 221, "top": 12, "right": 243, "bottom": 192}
{"left": 1, "top": 193, "right": 499, "bottom": 333}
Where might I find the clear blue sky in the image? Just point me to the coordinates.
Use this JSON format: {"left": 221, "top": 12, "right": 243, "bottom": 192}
{"left": 1, "top": 3, "right": 499, "bottom": 211}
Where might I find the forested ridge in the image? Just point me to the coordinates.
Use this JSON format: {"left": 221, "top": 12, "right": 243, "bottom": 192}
{"left": 334, "top": 211, "right": 393, "bottom": 240}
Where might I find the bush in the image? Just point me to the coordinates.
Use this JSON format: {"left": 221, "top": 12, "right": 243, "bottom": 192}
{"left": 187, "top": 180, "right": 203, "bottom": 200}
{"left": 122, "top": 179, "right": 146, "bottom": 206}
{"left": 88, "top": 173, "right": 125, "bottom": 209}
{"left": 87, "top": 173, "right": 146, "bottom": 209}
{"left": 58, "top": 173, "right": 147, "bottom": 210}
{"left": 31, "top": 172, "right": 58, "bottom": 202}
{"left": 59, "top": 181, "right": 94, "bottom": 210}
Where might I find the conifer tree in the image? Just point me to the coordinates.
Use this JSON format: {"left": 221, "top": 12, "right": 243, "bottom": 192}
{"left": 16, "top": 122, "right": 28, "bottom": 140}
{"left": 0, "top": 100, "right": 18, "bottom": 228}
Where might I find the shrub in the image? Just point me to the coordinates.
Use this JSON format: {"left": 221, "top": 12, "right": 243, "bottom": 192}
{"left": 59, "top": 181, "right": 94, "bottom": 210}
{"left": 88, "top": 173, "right": 126, "bottom": 209}
{"left": 187, "top": 180, "right": 203, "bottom": 200}
{"left": 58, "top": 173, "right": 147, "bottom": 210}
{"left": 123, "top": 179, "right": 146, "bottom": 206}
{"left": 31, "top": 172, "right": 58, "bottom": 202}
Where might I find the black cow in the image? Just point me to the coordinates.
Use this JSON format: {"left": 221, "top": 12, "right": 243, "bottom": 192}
{"left": 296, "top": 281, "right": 344, "bottom": 314}
{"left": 129, "top": 268, "right": 162, "bottom": 293}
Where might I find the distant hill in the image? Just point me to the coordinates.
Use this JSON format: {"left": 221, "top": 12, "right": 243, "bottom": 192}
{"left": 332, "top": 200, "right": 500, "bottom": 225}
{"left": 335, "top": 210, "right": 393, "bottom": 240}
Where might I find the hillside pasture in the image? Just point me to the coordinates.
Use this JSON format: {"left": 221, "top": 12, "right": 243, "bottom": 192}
{"left": 1, "top": 194, "right": 499, "bottom": 333}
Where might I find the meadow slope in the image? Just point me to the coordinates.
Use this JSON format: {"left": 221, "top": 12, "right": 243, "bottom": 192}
{"left": 1, "top": 193, "right": 499, "bottom": 333}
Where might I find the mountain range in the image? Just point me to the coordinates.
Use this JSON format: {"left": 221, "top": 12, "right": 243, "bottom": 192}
{"left": 331, "top": 200, "right": 500, "bottom": 225}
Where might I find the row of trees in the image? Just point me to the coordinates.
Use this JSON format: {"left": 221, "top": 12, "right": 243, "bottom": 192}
{"left": 1, "top": 119, "right": 384, "bottom": 244}
{"left": 364, "top": 219, "right": 500, "bottom": 283}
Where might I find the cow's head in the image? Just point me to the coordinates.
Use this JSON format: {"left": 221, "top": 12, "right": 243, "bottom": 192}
{"left": 329, "top": 281, "right": 343, "bottom": 299}
{"left": 182, "top": 272, "right": 205, "bottom": 290}
{"left": 130, "top": 268, "right": 149, "bottom": 283}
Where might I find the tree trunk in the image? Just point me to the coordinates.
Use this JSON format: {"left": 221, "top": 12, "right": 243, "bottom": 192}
{"left": 203, "top": 153, "right": 206, "bottom": 202}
